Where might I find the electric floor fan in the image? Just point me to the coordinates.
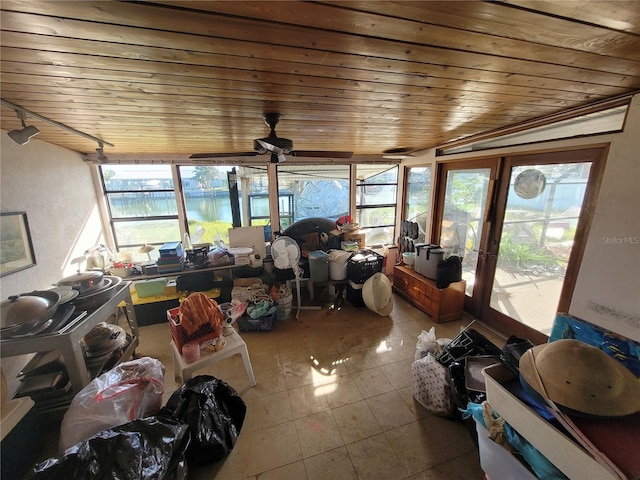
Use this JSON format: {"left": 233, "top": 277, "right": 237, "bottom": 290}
{"left": 271, "top": 235, "right": 316, "bottom": 320}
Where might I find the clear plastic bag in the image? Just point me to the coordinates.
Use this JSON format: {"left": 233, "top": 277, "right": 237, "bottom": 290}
{"left": 59, "top": 357, "right": 165, "bottom": 452}
{"left": 415, "top": 327, "right": 451, "bottom": 360}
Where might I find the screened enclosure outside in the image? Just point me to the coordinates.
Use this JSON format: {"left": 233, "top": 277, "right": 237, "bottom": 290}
{"left": 490, "top": 162, "right": 591, "bottom": 334}
{"left": 276, "top": 165, "right": 350, "bottom": 230}
{"left": 439, "top": 168, "right": 492, "bottom": 297}
{"left": 404, "top": 166, "right": 432, "bottom": 244}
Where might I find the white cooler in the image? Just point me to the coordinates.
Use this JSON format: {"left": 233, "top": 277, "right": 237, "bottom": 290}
{"left": 415, "top": 244, "right": 444, "bottom": 280}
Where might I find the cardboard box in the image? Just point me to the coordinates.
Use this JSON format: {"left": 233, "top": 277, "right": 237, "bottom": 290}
{"left": 231, "top": 277, "right": 265, "bottom": 302}
{"left": 483, "top": 363, "right": 618, "bottom": 480}
{"left": 343, "top": 231, "right": 366, "bottom": 249}
{"left": 164, "top": 279, "right": 178, "bottom": 296}
{"left": 159, "top": 241, "right": 183, "bottom": 257}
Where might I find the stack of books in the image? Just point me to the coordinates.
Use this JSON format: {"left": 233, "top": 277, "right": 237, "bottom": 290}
{"left": 157, "top": 242, "right": 185, "bottom": 273}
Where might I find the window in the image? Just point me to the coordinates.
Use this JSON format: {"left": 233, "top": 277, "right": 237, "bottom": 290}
{"left": 404, "top": 166, "right": 432, "bottom": 243}
{"left": 178, "top": 165, "right": 270, "bottom": 245}
{"left": 355, "top": 164, "right": 398, "bottom": 245}
{"left": 100, "top": 165, "right": 180, "bottom": 257}
{"left": 276, "top": 164, "right": 350, "bottom": 230}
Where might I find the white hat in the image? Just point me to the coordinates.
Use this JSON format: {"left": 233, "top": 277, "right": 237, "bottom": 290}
{"left": 362, "top": 273, "right": 393, "bottom": 316}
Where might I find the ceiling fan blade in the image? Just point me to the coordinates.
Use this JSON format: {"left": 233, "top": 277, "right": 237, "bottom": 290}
{"left": 290, "top": 150, "right": 353, "bottom": 159}
{"left": 257, "top": 139, "right": 284, "bottom": 154}
{"left": 189, "top": 151, "right": 259, "bottom": 159}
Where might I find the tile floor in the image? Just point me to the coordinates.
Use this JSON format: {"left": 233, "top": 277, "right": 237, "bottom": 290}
{"left": 38, "top": 292, "right": 506, "bottom": 480}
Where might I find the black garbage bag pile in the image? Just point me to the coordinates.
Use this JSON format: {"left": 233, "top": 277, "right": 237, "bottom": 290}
{"left": 160, "top": 375, "right": 247, "bottom": 467}
{"left": 32, "top": 375, "right": 246, "bottom": 479}
{"left": 32, "top": 417, "right": 190, "bottom": 480}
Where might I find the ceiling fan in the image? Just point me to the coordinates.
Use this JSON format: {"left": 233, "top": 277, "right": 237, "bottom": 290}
{"left": 382, "top": 147, "right": 416, "bottom": 160}
{"left": 190, "top": 113, "right": 353, "bottom": 163}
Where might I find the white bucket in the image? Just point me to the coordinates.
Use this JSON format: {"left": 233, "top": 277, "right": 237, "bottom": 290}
{"left": 328, "top": 249, "right": 352, "bottom": 280}
{"left": 402, "top": 252, "right": 415, "bottom": 268}
{"left": 276, "top": 294, "right": 293, "bottom": 320}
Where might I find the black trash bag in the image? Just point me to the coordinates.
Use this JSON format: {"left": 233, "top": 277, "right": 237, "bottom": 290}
{"left": 448, "top": 360, "right": 492, "bottom": 413}
{"left": 448, "top": 361, "right": 469, "bottom": 414}
{"left": 32, "top": 417, "right": 190, "bottom": 480}
{"left": 160, "top": 375, "right": 246, "bottom": 467}
{"left": 436, "top": 255, "right": 462, "bottom": 289}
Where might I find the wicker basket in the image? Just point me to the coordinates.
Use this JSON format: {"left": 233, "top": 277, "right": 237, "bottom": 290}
{"left": 167, "top": 307, "right": 220, "bottom": 353}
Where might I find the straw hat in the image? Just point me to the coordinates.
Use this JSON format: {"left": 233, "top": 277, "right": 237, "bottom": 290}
{"left": 362, "top": 273, "right": 393, "bottom": 316}
{"left": 519, "top": 339, "right": 640, "bottom": 417}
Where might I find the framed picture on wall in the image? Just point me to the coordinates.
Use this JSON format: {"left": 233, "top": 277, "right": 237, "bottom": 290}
{"left": 1, "top": 212, "right": 36, "bottom": 276}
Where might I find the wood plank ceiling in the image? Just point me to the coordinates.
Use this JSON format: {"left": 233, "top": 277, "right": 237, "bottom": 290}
{"left": 1, "top": 0, "right": 639, "bottom": 162}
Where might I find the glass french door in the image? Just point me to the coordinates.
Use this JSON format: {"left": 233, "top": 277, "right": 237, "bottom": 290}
{"left": 435, "top": 148, "right": 606, "bottom": 341}
{"left": 434, "top": 158, "right": 498, "bottom": 313}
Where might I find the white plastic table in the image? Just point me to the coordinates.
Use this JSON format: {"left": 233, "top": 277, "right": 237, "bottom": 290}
{"left": 171, "top": 329, "right": 256, "bottom": 386}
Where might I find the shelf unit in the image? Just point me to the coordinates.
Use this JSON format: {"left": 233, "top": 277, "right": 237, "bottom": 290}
{"left": 0, "top": 281, "right": 139, "bottom": 412}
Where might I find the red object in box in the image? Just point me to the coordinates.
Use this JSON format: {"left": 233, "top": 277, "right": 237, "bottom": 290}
{"left": 167, "top": 307, "right": 220, "bottom": 353}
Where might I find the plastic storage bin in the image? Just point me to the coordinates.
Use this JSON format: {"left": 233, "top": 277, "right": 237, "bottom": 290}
{"left": 347, "top": 250, "right": 384, "bottom": 284}
{"left": 134, "top": 277, "right": 168, "bottom": 298}
{"left": 328, "top": 249, "right": 353, "bottom": 281}
{"left": 346, "top": 280, "right": 365, "bottom": 307}
{"left": 309, "top": 250, "right": 330, "bottom": 284}
{"left": 475, "top": 421, "right": 536, "bottom": 480}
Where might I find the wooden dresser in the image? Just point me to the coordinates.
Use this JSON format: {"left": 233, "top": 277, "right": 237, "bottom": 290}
{"left": 392, "top": 265, "right": 466, "bottom": 323}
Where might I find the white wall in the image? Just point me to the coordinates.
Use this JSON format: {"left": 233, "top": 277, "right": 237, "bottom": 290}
{"left": 0, "top": 132, "right": 105, "bottom": 393}
{"left": 0, "top": 133, "right": 104, "bottom": 296}
{"left": 570, "top": 97, "right": 640, "bottom": 341}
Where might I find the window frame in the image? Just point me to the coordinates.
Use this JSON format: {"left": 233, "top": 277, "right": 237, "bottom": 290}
{"left": 99, "top": 165, "right": 180, "bottom": 252}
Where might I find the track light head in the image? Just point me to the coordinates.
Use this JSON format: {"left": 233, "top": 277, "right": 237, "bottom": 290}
{"left": 8, "top": 110, "right": 40, "bottom": 145}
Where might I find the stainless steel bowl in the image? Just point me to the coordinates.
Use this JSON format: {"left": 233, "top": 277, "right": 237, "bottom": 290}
{"left": 0, "top": 290, "right": 60, "bottom": 335}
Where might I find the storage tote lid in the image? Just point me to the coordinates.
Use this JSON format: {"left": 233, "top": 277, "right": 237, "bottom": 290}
{"left": 309, "top": 250, "right": 329, "bottom": 260}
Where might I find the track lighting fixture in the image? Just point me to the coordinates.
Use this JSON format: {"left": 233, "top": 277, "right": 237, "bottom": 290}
{"left": 96, "top": 142, "right": 108, "bottom": 162}
{"left": 8, "top": 110, "right": 40, "bottom": 145}
{"left": 1, "top": 99, "right": 114, "bottom": 155}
